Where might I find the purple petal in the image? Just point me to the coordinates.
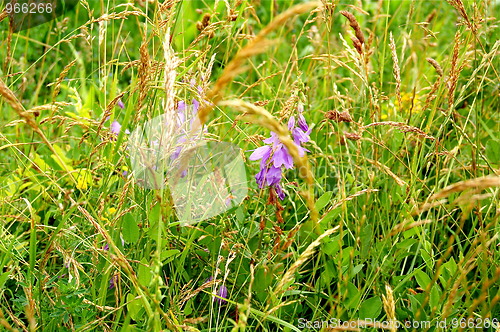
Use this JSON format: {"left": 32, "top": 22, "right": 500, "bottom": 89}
{"left": 171, "top": 146, "right": 183, "bottom": 160}
{"left": 263, "top": 132, "right": 280, "bottom": 145}
{"left": 272, "top": 146, "right": 293, "bottom": 169}
{"left": 255, "top": 169, "right": 266, "bottom": 188}
{"left": 249, "top": 146, "right": 271, "bottom": 161}
{"left": 288, "top": 116, "right": 296, "bottom": 131}
{"left": 292, "top": 128, "right": 310, "bottom": 144}
{"left": 275, "top": 184, "right": 286, "bottom": 200}
{"left": 264, "top": 166, "right": 282, "bottom": 186}
{"left": 117, "top": 99, "right": 125, "bottom": 109}
{"left": 298, "top": 114, "right": 309, "bottom": 132}
{"left": 192, "top": 99, "right": 200, "bottom": 113}
{"left": 297, "top": 145, "right": 309, "bottom": 157}
{"left": 215, "top": 284, "right": 228, "bottom": 305}
{"left": 109, "top": 275, "right": 117, "bottom": 289}
{"left": 177, "top": 101, "right": 186, "bottom": 112}
{"left": 110, "top": 120, "right": 121, "bottom": 135}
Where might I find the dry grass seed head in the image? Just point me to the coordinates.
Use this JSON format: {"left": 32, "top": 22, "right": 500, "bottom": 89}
{"left": 447, "top": 31, "right": 465, "bottom": 108}
{"left": 326, "top": 110, "right": 353, "bottom": 122}
{"left": 136, "top": 39, "right": 151, "bottom": 115}
{"left": 363, "top": 121, "right": 435, "bottom": 141}
{"left": 447, "top": 0, "right": 475, "bottom": 32}
{"left": 389, "top": 32, "right": 402, "bottom": 110}
{"left": 163, "top": 29, "right": 180, "bottom": 116}
{"left": 339, "top": 10, "right": 365, "bottom": 45}
{"left": 382, "top": 285, "right": 397, "bottom": 332}
{"left": 274, "top": 226, "right": 339, "bottom": 294}
{"left": 430, "top": 176, "right": 500, "bottom": 200}
{"left": 426, "top": 57, "right": 443, "bottom": 76}
{"left": 51, "top": 59, "right": 78, "bottom": 99}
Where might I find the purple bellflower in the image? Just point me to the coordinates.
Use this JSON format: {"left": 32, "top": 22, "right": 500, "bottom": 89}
{"left": 249, "top": 106, "right": 311, "bottom": 200}
{"left": 206, "top": 276, "right": 228, "bottom": 305}
{"left": 215, "top": 284, "right": 228, "bottom": 305}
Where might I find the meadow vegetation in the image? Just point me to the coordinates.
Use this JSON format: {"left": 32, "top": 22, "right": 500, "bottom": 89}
{"left": 0, "top": 0, "right": 499, "bottom": 331}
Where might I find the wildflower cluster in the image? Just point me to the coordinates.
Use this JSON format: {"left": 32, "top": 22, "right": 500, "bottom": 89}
{"left": 249, "top": 107, "right": 311, "bottom": 200}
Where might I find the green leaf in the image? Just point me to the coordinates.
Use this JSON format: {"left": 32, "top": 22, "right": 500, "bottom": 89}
{"left": 429, "top": 284, "right": 442, "bottom": 310}
{"left": 254, "top": 265, "right": 274, "bottom": 301}
{"left": 359, "top": 224, "right": 373, "bottom": 258}
{"left": 485, "top": 139, "right": 500, "bottom": 164}
{"left": 235, "top": 206, "right": 245, "bottom": 223}
{"left": 161, "top": 249, "right": 180, "bottom": 263}
{"left": 248, "top": 306, "right": 301, "bottom": 332}
{"left": 315, "top": 191, "right": 333, "bottom": 211}
{"left": 319, "top": 207, "right": 341, "bottom": 228}
{"left": 51, "top": 145, "right": 74, "bottom": 172}
{"left": 148, "top": 203, "right": 161, "bottom": 224}
{"left": 122, "top": 213, "right": 140, "bottom": 244}
{"left": 0, "top": 271, "right": 10, "bottom": 289}
{"left": 138, "top": 258, "right": 152, "bottom": 287}
{"left": 345, "top": 282, "right": 360, "bottom": 309}
{"left": 414, "top": 269, "right": 432, "bottom": 289}
{"left": 351, "top": 264, "right": 364, "bottom": 277}
{"left": 126, "top": 293, "right": 143, "bottom": 321}
{"left": 443, "top": 257, "right": 457, "bottom": 276}
{"left": 359, "top": 296, "right": 382, "bottom": 319}
{"left": 322, "top": 235, "right": 341, "bottom": 256}
{"left": 320, "top": 261, "right": 336, "bottom": 287}
{"left": 419, "top": 248, "right": 434, "bottom": 270}
{"left": 396, "top": 238, "right": 418, "bottom": 250}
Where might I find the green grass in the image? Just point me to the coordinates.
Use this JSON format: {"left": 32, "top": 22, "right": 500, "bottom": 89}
{"left": 0, "top": 0, "right": 499, "bottom": 331}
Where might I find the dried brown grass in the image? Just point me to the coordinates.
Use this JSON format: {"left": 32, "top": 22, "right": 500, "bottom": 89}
{"left": 382, "top": 285, "right": 397, "bottom": 332}
{"left": 97, "top": 92, "right": 128, "bottom": 133}
{"left": 388, "top": 219, "right": 433, "bottom": 237}
{"left": 162, "top": 29, "right": 180, "bottom": 132}
{"left": 136, "top": 39, "right": 151, "bottom": 117}
{"left": 426, "top": 57, "right": 443, "bottom": 76}
{"left": 447, "top": 0, "right": 476, "bottom": 33}
{"left": 322, "top": 188, "right": 379, "bottom": 216}
{"left": 430, "top": 175, "right": 500, "bottom": 200}
{"left": 197, "top": 1, "right": 321, "bottom": 125}
{"left": 363, "top": 121, "right": 435, "bottom": 140}
{"left": 340, "top": 10, "right": 365, "bottom": 54}
{"left": 447, "top": 31, "right": 465, "bottom": 109}
{"left": 366, "top": 158, "right": 407, "bottom": 186}
{"left": 273, "top": 226, "right": 339, "bottom": 294}
{"left": 389, "top": 32, "right": 402, "bottom": 110}
{"left": 423, "top": 58, "right": 444, "bottom": 111}
{"left": 50, "top": 59, "right": 77, "bottom": 99}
